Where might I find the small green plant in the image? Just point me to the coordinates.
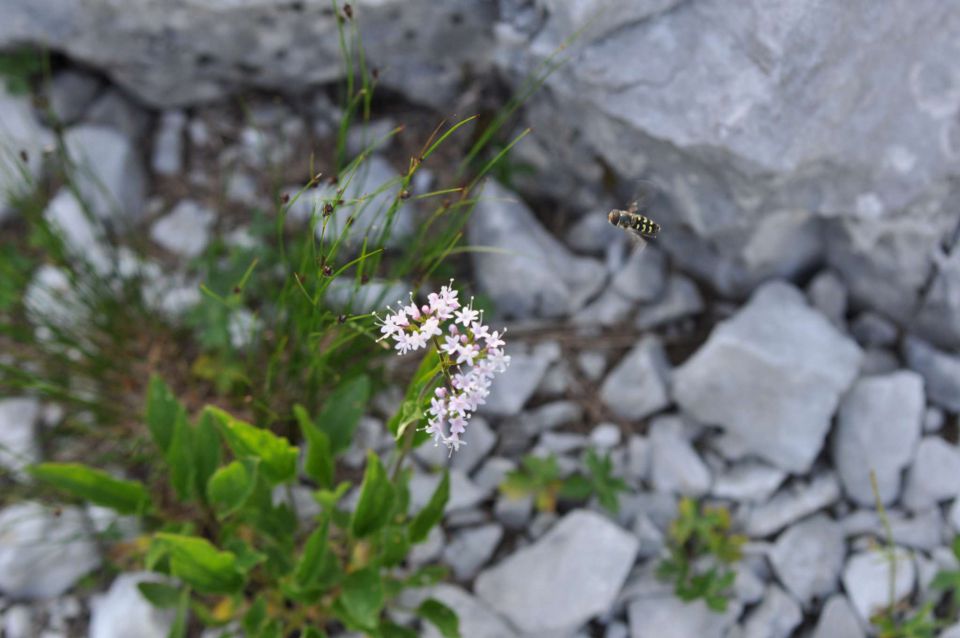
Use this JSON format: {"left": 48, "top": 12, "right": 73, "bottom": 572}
{"left": 930, "top": 537, "right": 960, "bottom": 619}
{"left": 0, "top": 48, "right": 44, "bottom": 94}
{"left": 656, "top": 497, "right": 745, "bottom": 612}
{"left": 31, "top": 374, "right": 460, "bottom": 637}
{"left": 499, "top": 448, "right": 629, "bottom": 515}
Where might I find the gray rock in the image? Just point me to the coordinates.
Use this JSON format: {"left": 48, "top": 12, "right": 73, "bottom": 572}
{"left": 443, "top": 524, "right": 503, "bottom": 581}
{"left": 483, "top": 349, "right": 553, "bottom": 417}
{"left": 345, "top": 118, "right": 397, "bottom": 157}
{"left": 914, "top": 238, "right": 960, "bottom": 350}
{"left": 649, "top": 426, "right": 711, "bottom": 496}
{"left": 625, "top": 435, "right": 651, "bottom": 484}
{"left": 768, "top": 514, "right": 845, "bottom": 606}
{"left": 572, "top": 286, "right": 635, "bottom": 327}
{"left": 2, "top": 605, "right": 33, "bottom": 638}
{"left": 627, "top": 594, "right": 741, "bottom": 638}
{"left": 565, "top": 208, "right": 623, "bottom": 253}
{"left": 943, "top": 623, "right": 960, "bottom": 638}
{"left": 902, "top": 437, "right": 960, "bottom": 511}
{"left": 832, "top": 371, "right": 924, "bottom": 506}
{"left": 673, "top": 281, "right": 862, "bottom": 473}
{"left": 859, "top": 347, "right": 901, "bottom": 375}
{"left": 634, "top": 274, "right": 705, "bottom": 331}
{"left": 409, "top": 526, "right": 445, "bottom": 567}
{"left": 0, "top": 398, "right": 41, "bottom": 480}
{"left": 43, "top": 189, "right": 112, "bottom": 274}
{"left": 742, "top": 473, "right": 842, "bottom": 538}
{"left": 842, "top": 548, "right": 915, "bottom": 624}
{"left": 590, "top": 423, "right": 621, "bottom": 450}
{"left": 599, "top": 336, "right": 671, "bottom": 421}
{"left": 922, "top": 406, "right": 945, "bottom": 433}
{"left": 475, "top": 510, "right": 638, "bottom": 636}
{"left": 151, "top": 110, "right": 186, "bottom": 176}
{"left": 1, "top": 1, "right": 496, "bottom": 109}
{"left": 63, "top": 124, "right": 146, "bottom": 222}
{"left": 416, "top": 416, "right": 496, "bottom": 476}
{"left": 537, "top": 432, "right": 588, "bottom": 455}
{"left": 469, "top": 181, "right": 606, "bottom": 319}
{"left": 493, "top": 494, "right": 533, "bottom": 530}
{"left": 605, "top": 621, "right": 629, "bottom": 638}
{"left": 610, "top": 244, "right": 668, "bottom": 303}
{"left": 632, "top": 512, "right": 665, "bottom": 559}
{"left": 741, "top": 585, "right": 802, "bottom": 638}
{"left": 84, "top": 89, "right": 151, "bottom": 141}
{"left": 902, "top": 335, "right": 960, "bottom": 412}
{"left": 45, "top": 70, "right": 102, "bottom": 124}
{"left": 522, "top": 400, "right": 584, "bottom": 434}
{"left": 0, "top": 86, "right": 53, "bottom": 218}
{"left": 0, "top": 502, "right": 101, "bottom": 598}
{"left": 734, "top": 561, "right": 766, "bottom": 606}
{"left": 712, "top": 461, "right": 786, "bottom": 504}
{"left": 576, "top": 350, "right": 607, "bottom": 382}
{"left": 806, "top": 270, "right": 848, "bottom": 327}
{"left": 421, "top": 584, "right": 518, "bottom": 638}
{"left": 840, "top": 508, "right": 945, "bottom": 551}
{"left": 811, "top": 595, "right": 865, "bottom": 638}
{"left": 150, "top": 200, "right": 215, "bottom": 259}
{"left": 88, "top": 573, "right": 175, "bottom": 638}
{"left": 409, "top": 470, "right": 488, "bottom": 515}
{"left": 537, "top": 358, "right": 575, "bottom": 397}
{"left": 472, "top": 457, "right": 516, "bottom": 493}
{"left": 850, "top": 311, "right": 899, "bottom": 347}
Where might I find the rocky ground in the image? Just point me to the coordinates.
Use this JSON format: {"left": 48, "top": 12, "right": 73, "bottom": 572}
{"left": 3, "top": 58, "right": 960, "bottom": 638}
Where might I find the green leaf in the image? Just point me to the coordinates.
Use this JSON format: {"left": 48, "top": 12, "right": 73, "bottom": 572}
{"left": 166, "top": 409, "right": 196, "bottom": 502}
{"left": 409, "top": 471, "right": 449, "bottom": 543}
{"left": 339, "top": 567, "right": 384, "bottom": 631}
{"left": 388, "top": 348, "right": 441, "bottom": 444}
{"left": 295, "top": 404, "right": 334, "bottom": 488}
{"left": 380, "top": 525, "right": 411, "bottom": 567}
{"left": 206, "top": 406, "right": 298, "bottom": 484}
{"left": 153, "top": 533, "right": 243, "bottom": 594}
{"left": 405, "top": 565, "right": 448, "bottom": 588}
{"left": 193, "top": 410, "right": 222, "bottom": 503}
{"left": 146, "top": 376, "right": 184, "bottom": 455}
{"left": 206, "top": 459, "right": 258, "bottom": 518}
{"left": 295, "top": 520, "right": 340, "bottom": 590}
{"left": 417, "top": 599, "right": 460, "bottom": 638}
{"left": 167, "top": 587, "right": 190, "bottom": 638}
{"left": 30, "top": 463, "right": 150, "bottom": 515}
{"left": 380, "top": 621, "right": 418, "bottom": 638}
{"left": 300, "top": 628, "right": 328, "bottom": 638}
{"left": 137, "top": 582, "right": 183, "bottom": 608}
{"left": 242, "top": 596, "right": 267, "bottom": 636}
{"left": 558, "top": 474, "right": 592, "bottom": 502}
{"left": 351, "top": 451, "right": 395, "bottom": 538}
{"left": 317, "top": 375, "right": 370, "bottom": 454}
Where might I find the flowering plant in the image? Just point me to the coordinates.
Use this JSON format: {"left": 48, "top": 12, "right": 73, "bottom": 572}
{"left": 376, "top": 281, "right": 510, "bottom": 452}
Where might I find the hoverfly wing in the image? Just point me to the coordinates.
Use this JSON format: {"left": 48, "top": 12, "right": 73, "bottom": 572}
{"left": 625, "top": 227, "right": 650, "bottom": 254}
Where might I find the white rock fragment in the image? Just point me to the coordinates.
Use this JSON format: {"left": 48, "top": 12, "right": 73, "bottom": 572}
{"left": 150, "top": 200, "right": 215, "bottom": 258}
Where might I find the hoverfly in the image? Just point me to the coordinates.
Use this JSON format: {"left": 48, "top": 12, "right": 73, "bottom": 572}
{"left": 608, "top": 199, "right": 660, "bottom": 252}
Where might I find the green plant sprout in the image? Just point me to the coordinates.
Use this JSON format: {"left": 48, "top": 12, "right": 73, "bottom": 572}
{"left": 499, "top": 448, "right": 629, "bottom": 515}
{"left": 656, "top": 497, "right": 745, "bottom": 612}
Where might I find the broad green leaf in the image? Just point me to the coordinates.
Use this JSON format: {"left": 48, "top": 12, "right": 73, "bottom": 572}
{"left": 166, "top": 409, "right": 195, "bottom": 502}
{"left": 351, "top": 451, "right": 395, "bottom": 538}
{"left": 193, "top": 410, "right": 222, "bottom": 502}
{"left": 30, "top": 463, "right": 150, "bottom": 515}
{"left": 300, "top": 628, "right": 328, "bottom": 638}
{"left": 206, "top": 406, "right": 298, "bottom": 484}
{"left": 417, "top": 599, "right": 460, "bottom": 638}
{"left": 206, "top": 459, "right": 258, "bottom": 518}
{"left": 145, "top": 375, "right": 184, "bottom": 454}
{"left": 339, "top": 567, "right": 384, "bottom": 631}
{"left": 153, "top": 533, "right": 243, "bottom": 594}
{"left": 295, "top": 519, "right": 340, "bottom": 590}
{"left": 295, "top": 404, "right": 334, "bottom": 488}
{"left": 242, "top": 596, "right": 267, "bottom": 636}
{"left": 558, "top": 474, "right": 592, "bottom": 501}
{"left": 223, "top": 538, "right": 268, "bottom": 573}
{"left": 256, "top": 620, "right": 283, "bottom": 638}
{"left": 137, "top": 581, "right": 182, "bottom": 608}
{"left": 409, "top": 471, "right": 449, "bottom": 543}
{"left": 380, "top": 525, "right": 411, "bottom": 567}
{"left": 317, "top": 375, "right": 370, "bottom": 454}
{"left": 380, "top": 621, "right": 418, "bottom": 638}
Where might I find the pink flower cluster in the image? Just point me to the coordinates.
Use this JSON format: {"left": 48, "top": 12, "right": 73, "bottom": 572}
{"left": 376, "top": 282, "right": 510, "bottom": 451}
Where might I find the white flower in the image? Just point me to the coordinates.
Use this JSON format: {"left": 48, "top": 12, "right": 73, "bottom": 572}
{"left": 455, "top": 305, "right": 479, "bottom": 327}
